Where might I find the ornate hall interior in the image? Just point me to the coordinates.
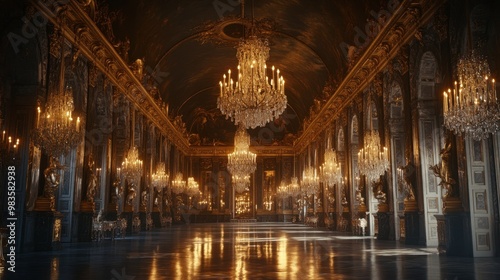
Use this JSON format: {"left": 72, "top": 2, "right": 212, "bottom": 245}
{"left": 1, "top": 0, "right": 500, "bottom": 279}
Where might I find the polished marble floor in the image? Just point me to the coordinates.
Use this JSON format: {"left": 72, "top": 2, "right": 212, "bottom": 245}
{"left": 2, "top": 222, "right": 500, "bottom": 279}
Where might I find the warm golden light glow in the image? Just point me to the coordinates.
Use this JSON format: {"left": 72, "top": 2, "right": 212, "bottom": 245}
{"left": 218, "top": 36, "right": 287, "bottom": 129}
{"left": 443, "top": 50, "right": 499, "bottom": 140}
{"left": 33, "top": 86, "right": 82, "bottom": 156}
{"left": 121, "top": 146, "right": 143, "bottom": 185}
{"left": 358, "top": 130, "right": 389, "bottom": 183}
{"left": 228, "top": 124, "right": 256, "bottom": 193}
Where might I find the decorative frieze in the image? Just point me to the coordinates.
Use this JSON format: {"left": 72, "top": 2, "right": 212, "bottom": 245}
{"left": 32, "top": 0, "right": 190, "bottom": 154}
{"left": 294, "top": 0, "right": 444, "bottom": 153}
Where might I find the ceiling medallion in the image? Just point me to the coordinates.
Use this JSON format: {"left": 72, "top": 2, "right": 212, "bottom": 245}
{"left": 195, "top": 16, "right": 279, "bottom": 46}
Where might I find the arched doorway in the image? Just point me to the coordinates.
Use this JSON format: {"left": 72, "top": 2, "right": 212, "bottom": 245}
{"left": 388, "top": 81, "right": 405, "bottom": 240}
{"left": 416, "top": 51, "right": 442, "bottom": 246}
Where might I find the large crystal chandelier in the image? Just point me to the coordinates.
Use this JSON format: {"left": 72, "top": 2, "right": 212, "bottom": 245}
{"left": 122, "top": 146, "right": 143, "bottom": 185}
{"left": 289, "top": 177, "right": 301, "bottom": 198}
{"left": 232, "top": 174, "right": 251, "bottom": 194}
{"left": 358, "top": 130, "right": 389, "bottom": 183}
{"left": 218, "top": 35, "right": 287, "bottom": 129}
{"left": 185, "top": 177, "right": 200, "bottom": 197}
{"left": 443, "top": 50, "right": 499, "bottom": 140}
{"left": 320, "top": 148, "right": 342, "bottom": 188}
{"left": 33, "top": 87, "right": 82, "bottom": 157}
{"left": 227, "top": 124, "right": 256, "bottom": 193}
{"left": 276, "top": 180, "right": 289, "bottom": 199}
{"left": 33, "top": 29, "right": 82, "bottom": 157}
{"left": 277, "top": 176, "right": 302, "bottom": 199}
{"left": 152, "top": 134, "right": 169, "bottom": 189}
{"left": 171, "top": 172, "right": 186, "bottom": 194}
{"left": 301, "top": 166, "right": 320, "bottom": 195}
{"left": 152, "top": 162, "right": 169, "bottom": 189}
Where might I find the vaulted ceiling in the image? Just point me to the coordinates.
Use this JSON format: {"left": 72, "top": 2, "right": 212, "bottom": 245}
{"left": 105, "top": 0, "right": 382, "bottom": 145}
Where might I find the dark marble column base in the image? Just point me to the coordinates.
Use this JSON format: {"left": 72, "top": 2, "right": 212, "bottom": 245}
{"left": 140, "top": 212, "right": 147, "bottom": 231}
{"left": 404, "top": 211, "right": 419, "bottom": 245}
{"left": 34, "top": 211, "right": 63, "bottom": 251}
{"left": 77, "top": 211, "right": 94, "bottom": 242}
{"left": 152, "top": 212, "right": 161, "bottom": 228}
{"left": 377, "top": 212, "right": 391, "bottom": 240}
{"left": 435, "top": 213, "right": 472, "bottom": 257}
{"left": 122, "top": 212, "right": 133, "bottom": 234}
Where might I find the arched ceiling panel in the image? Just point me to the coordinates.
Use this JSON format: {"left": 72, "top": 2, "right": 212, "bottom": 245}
{"left": 107, "top": 0, "right": 382, "bottom": 145}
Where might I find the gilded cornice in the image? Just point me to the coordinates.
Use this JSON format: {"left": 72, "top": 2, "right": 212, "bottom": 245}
{"left": 32, "top": 0, "right": 443, "bottom": 157}
{"left": 32, "top": 0, "right": 190, "bottom": 154}
{"left": 293, "top": 0, "right": 445, "bottom": 153}
{"left": 188, "top": 145, "right": 294, "bottom": 157}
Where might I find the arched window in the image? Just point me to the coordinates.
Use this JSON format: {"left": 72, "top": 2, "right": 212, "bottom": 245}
{"left": 351, "top": 115, "right": 359, "bottom": 144}
{"left": 367, "top": 101, "right": 378, "bottom": 131}
{"left": 417, "top": 50, "right": 441, "bottom": 247}
{"left": 389, "top": 82, "right": 403, "bottom": 119}
{"left": 338, "top": 128, "right": 345, "bottom": 152}
{"left": 418, "top": 52, "right": 437, "bottom": 100}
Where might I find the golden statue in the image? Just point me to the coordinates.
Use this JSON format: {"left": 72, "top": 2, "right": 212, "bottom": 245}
{"left": 126, "top": 183, "right": 137, "bottom": 206}
{"left": 86, "top": 154, "right": 97, "bottom": 203}
{"left": 141, "top": 189, "right": 149, "bottom": 208}
{"left": 430, "top": 133, "right": 456, "bottom": 198}
{"left": 43, "top": 156, "right": 64, "bottom": 200}
{"left": 401, "top": 160, "right": 416, "bottom": 201}
{"left": 112, "top": 177, "right": 123, "bottom": 215}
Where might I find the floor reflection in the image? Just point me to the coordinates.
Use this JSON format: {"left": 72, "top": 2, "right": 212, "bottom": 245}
{"left": 3, "top": 223, "right": 500, "bottom": 280}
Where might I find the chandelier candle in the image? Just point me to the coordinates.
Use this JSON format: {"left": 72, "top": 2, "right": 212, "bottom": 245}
{"left": 218, "top": 36, "right": 287, "bottom": 129}
{"left": 227, "top": 124, "right": 256, "bottom": 193}
{"left": 121, "top": 147, "right": 143, "bottom": 185}
{"left": 321, "top": 148, "right": 342, "bottom": 188}
{"left": 358, "top": 130, "right": 389, "bottom": 183}
{"left": 443, "top": 50, "right": 499, "bottom": 140}
{"left": 33, "top": 86, "right": 83, "bottom": 156}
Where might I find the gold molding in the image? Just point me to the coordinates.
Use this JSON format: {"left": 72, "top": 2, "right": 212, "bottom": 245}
{"left": 294, "top": 0, "right": 445, "bottom": 153}
{"left": 32, "top": 0, "right": 444, "bottom": 157}
{"left": 32, "top": 0, "right": 190, "bottom": 154}
{"left": 188, "top": 145, "right": 294, "bottom": 157}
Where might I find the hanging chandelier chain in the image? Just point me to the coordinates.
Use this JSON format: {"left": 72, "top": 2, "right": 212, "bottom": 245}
{"left": 218, "top": 1, "right": 287, "bottom": 129}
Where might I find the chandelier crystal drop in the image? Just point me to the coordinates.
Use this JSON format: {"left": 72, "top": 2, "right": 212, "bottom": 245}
{"left": 227, "top": 124, "right": 256, "bottom": 193}
{"left": 33, "top": 86, "right": 83, "bottom": 157}
{"left": 152, "top": 162, "right": 169, "bottom": 189}
{"left": 358, "top": 130, "right": 389, "bottom": 183}
{"left": 171, "top": 172, "right": 186, "bottom": 194}
{"left": 232, "top": 174, "right": 251, "bottom": 193}
{"left": 121, "top": 146, "right": 143, "bottom": 185}
{"left": 289, "top": 177, "right": 301, "bottom": 198}
{"left": 186, "top": 177, "right": 200, "bottom": 197}
{"left": 443, "top": 50, "right": 499, "bottom": 140}
{"left": 320, "top": 148, "right": 342, "bottom": 188}
{"left": 276, "top": 181, "right": 289, "bottom": 199}
{"left": 218, "top": 36, "right": 287, "bottom": 129}
{"left": 301, "top": 166, "right": 320, "bottom": 195}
